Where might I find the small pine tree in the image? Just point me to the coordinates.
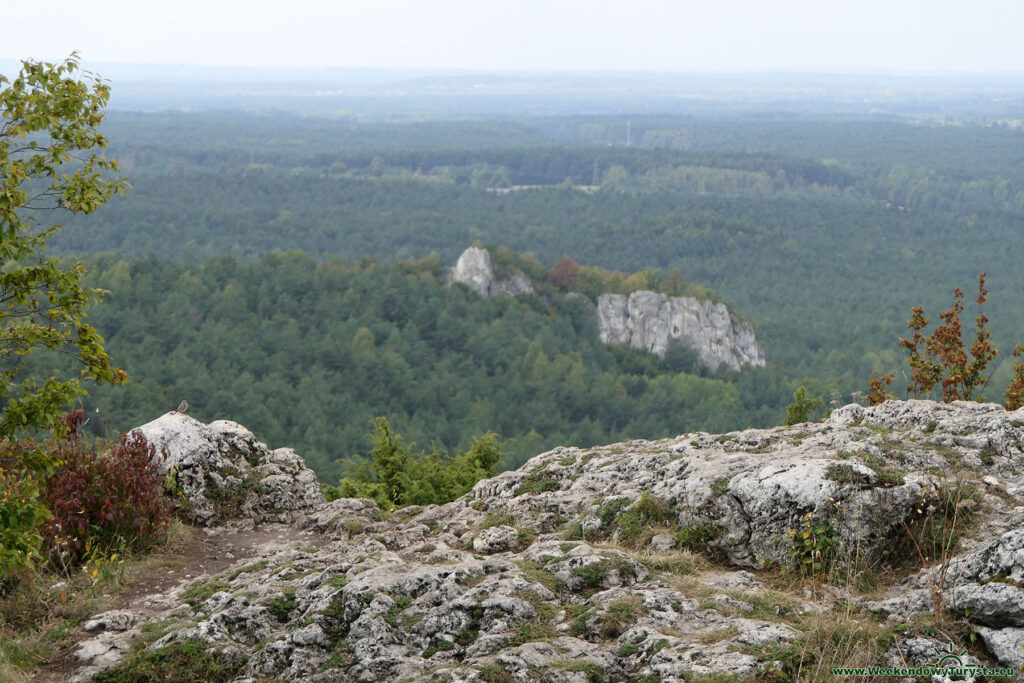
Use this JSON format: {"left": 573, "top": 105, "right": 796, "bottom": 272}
{"left": 785, "top": 386, "right": 824, "bottom": 425}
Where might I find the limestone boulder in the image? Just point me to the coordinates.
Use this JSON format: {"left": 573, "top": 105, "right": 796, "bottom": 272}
{"left": 446, "top": 247, "right": 534, "bottom": 299}
{"left": 133, "top": 412, "right": 323, "bottom": 525}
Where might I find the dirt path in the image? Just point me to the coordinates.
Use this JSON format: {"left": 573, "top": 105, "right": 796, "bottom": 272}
{"left": 39, "top": 522, "right": 329, "bottom": 682}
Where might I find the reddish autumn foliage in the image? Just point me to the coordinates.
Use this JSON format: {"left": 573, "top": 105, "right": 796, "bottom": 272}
{"left": 1005, "top": 345, "right": 1024, "bottom": 412}
{"left": 547, "top": 257, "right": 580, "bottom": 291}
{"left": 42, "top": 410, "right": 172, "bottom": 567}
{"left": 874, "top": 274, "right": 1024, "bottom": 410}
{"left": 867, "top": 372, "right": 895, "bottom": 406}
{"left": 896, "top": 274, "right": 999, "bottom": 403}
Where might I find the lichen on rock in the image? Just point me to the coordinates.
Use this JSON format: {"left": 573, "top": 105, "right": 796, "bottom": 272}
{"left": 134, "top": 412, "right": 323, "bottom": 525}
{"left": 70, "top": 400, "right": 1024, "bottom": 681}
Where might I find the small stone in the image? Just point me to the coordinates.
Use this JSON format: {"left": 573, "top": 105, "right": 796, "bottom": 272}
{"left": 82, "top": 610, "right": 137, "bottom": 632}
{"left": 647, "top": 533, "right": 676, "bottom": 554}
{"left": 473, "top": 525, "right": 519, "bottom": 554}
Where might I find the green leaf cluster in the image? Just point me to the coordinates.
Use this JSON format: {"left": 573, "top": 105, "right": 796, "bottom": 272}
{"left": 325, "top": 417, "right": 504, "bottom": 509}
{"left": 0, "top": 54, "right": 126, "bottom": 588}
{"left": 0, "top": 53, "right": 127, "bottom": 435}
{"left": 784, "top": 386, "right": 825, "bottom": 425}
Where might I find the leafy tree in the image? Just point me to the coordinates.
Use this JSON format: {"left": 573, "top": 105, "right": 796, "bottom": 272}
{"left": 1, "top": 53, "right": 128, "bottom": 437}
{"left": 899, "top": 274, "right": 998, "bottom": 402}
{"left": 0, "top": 54, "right": 126, "bottom": 586}
{"left": 871, "top": 274, "right": 1024, "bottom": 409}
{"left": 785, "top": 386, "right": 824, "bottom": 425}
{"left": 547, "top": 257, "right": 580, "bottom": 291}
{"left": 866, "top": 372, "right": 895, "bottom": 406}
{"left": 328, "top": 417, "right": 506, "bottom": 509}
{"left": 1004, "top": 345, "right": 1024, "bottom": 411}
{"left": 663, "top": 339, "right": 705, "bottom": 376}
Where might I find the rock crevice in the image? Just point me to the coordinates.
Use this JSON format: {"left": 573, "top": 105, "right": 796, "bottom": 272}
{"left": 68, "top": 400, "right": 1024, "bottom": 681}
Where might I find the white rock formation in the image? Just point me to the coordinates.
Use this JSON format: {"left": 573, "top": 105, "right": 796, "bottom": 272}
{"left": 446, "top": 246, "right": 534, "bottom": 299}
{"left": 446, "top": 247, "right": 764, "bottom": 372}
{"left": 68, "top": 400, "right": 1024, "bottom": 681}
{"left": 134, "top": 412, "right": 323, "bottom": 525}
{"left": 597, "top": 290, "right": 765, "bottom": 372}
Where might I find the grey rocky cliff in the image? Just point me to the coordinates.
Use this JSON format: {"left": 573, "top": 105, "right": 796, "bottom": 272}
{"left": 446, "top": 246, "right": 535, "bottom": 299}
{"left": 71, "top": 400, "right": 1024, "bottom": 681}
{"left": 597, "top": 290, "right": 765, "bottom": 372}
{"left": 447, "top": 247, "right": 765, "bottom": 372}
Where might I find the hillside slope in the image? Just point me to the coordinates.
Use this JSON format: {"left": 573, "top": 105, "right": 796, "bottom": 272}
{"left": 68, "top": 400, "right": 1024, "bottom": 681}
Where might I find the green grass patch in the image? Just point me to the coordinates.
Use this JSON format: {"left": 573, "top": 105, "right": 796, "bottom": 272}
{"left": 383, "top": 596, "right": 413, "bottom": 627}
{"left": 546, "top": 659, "right": 604, "bottom": 681}
{"left": 675, "top": 524, "right": 720, "bottom": 554}
{"left": 508, "top": 621, "right": 559, "bottom": 646}
{"left": 638, "top": 552, "right": 700, "bottom": 576}
{"left": 475, "top": 663, "right": 515, "bottom": 683}
{"left": 227, "top": 560, "right": 268, "bottom": 580}
{"left": 325, "top": 574, "right": 348, "bottom": 589}
{"left": 859, "top": 452, "right": 905, "bottom": 487}
{"left": 479, "top": 510, "right": 516, "bottom": 529}
{"left": 181, "top": 578, "right": 229, "bottom": 611}
{"left": 519, "top": 590, "right": 558, "bottom": 621}
{"left": 263, "top": 587, "right": 297, "bottom": 622}
{"left": 92, "top": 639, "right": 244, "bottom": 682}
{"left": 615, "top": 493, "right": 676, "bottom": 549}
{"left": 514, "top": 468, "right": 561, "bottom": 495}
{"left": 422, "top": 638, "right": 456, "bottom": 658}
{"left": 595, "top": 597, "right": 642, "bottom": 639}
{"left": 699, "top": 626, "right": 740, "bottom": 644}
{"left": 516, "top": 560, "right": 567, "bottom": 593}
{"left": 319, "top": 639, "right": 353, "bottom": 672}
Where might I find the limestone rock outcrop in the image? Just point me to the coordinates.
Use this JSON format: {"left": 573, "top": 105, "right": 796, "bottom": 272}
{"left": 446, "top": 246, "right": 534, "bottom": 299}
{"left": 447, "top": 247, "right": 765, "bottom": 372}
{"left": 597, "top": 290, "right": 765, "bottom": 372}
{"left": 69, "top": 400, "right": 1024, "bottom": 681}
{"left": 134, "top": 412, "right": 323, "bottom": 525}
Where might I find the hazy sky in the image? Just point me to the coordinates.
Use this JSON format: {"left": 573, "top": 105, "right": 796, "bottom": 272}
{"left": 3, "top": 0, "right": 1021, "bottom": 73}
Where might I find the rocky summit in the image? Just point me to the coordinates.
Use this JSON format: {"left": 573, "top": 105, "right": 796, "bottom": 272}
{"left": 596, "top": 291, "right": 764, "bottom": 372}
{"left": 446, "top": 246, "right": 765, "bottom": 373}
{"left": 69, "top": 400, "right": 1024, "bottom": 682}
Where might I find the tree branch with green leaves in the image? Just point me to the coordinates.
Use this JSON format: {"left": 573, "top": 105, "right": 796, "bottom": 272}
{"left": 0, "top": 53, "right": 128, "bottom": 440}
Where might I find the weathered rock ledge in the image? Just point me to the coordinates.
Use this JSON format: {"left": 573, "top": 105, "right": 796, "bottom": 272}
{"left": 135, "top": 412, "right": 324, "bottom": 525}
{"left": 70, "top": 400, "right": 1024, "bottom": 681}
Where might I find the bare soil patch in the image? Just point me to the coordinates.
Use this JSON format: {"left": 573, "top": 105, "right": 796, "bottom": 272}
{"left": 36, "top": 521, "right": 329, "bottom": 682}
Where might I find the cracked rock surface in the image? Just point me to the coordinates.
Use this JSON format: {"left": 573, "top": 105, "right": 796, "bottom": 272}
{"left": 70, "top": 400, "right": 1024, "bottom": 681}
{"left": 134, "top": 412, "right": 323, "bottom": 525}
{"left": 596, "top": 290, "right": 765, "bottom": 372}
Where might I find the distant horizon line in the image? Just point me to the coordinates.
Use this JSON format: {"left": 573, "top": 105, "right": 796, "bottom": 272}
{"left": 2, "top": 58, "right": 1024, "bottom": 81}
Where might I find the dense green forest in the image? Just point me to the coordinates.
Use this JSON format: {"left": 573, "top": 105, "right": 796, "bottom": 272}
{"left": 35, "top": 109, "right": 1024, "bottom": 478}
{"left": 55, "top": 113, "right": 1024, "bottom": 386}
{"left": 63, "top": 251, "right": 793, "bottom": 481}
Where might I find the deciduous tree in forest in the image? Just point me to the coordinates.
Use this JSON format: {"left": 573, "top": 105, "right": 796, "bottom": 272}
{"left": 1, "top": 54, "right": 127, "bottom": 585}
{"left": 1, "top": 53, "right": 128, "bottom": 436}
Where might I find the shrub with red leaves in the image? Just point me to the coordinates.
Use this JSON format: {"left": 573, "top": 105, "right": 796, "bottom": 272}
{"left": 42, "top": 410, "right": 172, "bottom": 567}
